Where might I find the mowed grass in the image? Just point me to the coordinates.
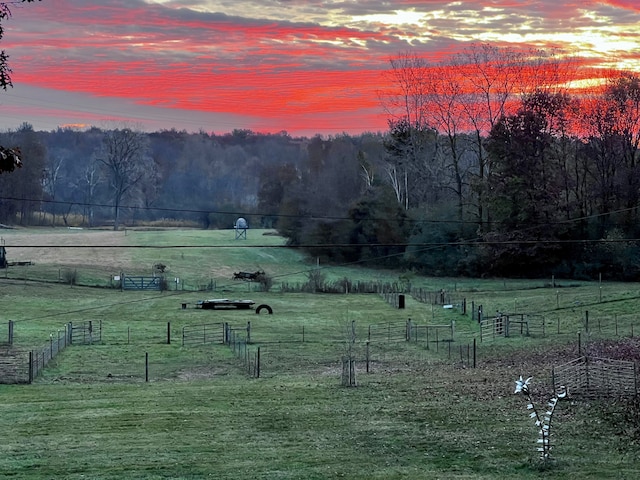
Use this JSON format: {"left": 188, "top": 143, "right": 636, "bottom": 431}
{"left": 0, "top": 228, "right": 639, "bottom": 479}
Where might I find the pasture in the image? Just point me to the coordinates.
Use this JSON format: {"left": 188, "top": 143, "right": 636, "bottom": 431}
{"left": 0, "top": 227, "right": 639, "bottom": 479}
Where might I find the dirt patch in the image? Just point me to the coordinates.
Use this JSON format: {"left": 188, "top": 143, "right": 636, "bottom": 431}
{"left": 1, "top": 229, "right": 134, "bottom": 270}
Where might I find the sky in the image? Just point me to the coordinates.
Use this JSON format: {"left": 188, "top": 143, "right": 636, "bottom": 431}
{"left": 0, "top": 0, "right": 638, "bottom": 137}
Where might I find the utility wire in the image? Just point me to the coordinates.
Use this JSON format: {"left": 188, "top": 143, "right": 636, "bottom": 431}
{"left": 3, "top": 194, "right": 640, "bottom": 229}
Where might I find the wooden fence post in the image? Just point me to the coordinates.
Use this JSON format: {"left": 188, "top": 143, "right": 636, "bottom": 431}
{"left": 473, "top": 338, "right": 477, "bottom": 369}
{"left": 145, "top": 352, "right": 149, "bottom": 382}
{"left": 585, "top": 310, "right": 589, "bottom": 333}
{"left": 366, "top": 341, "right": 370, "bottom": 373}
{"left": 256, "top": 347, "right": 261, "bottom": 378}
{"left": 8, "top": 320, "right": 13, "bottom": 345}
{"left": 578, "top": 332, "right": 582, "bottom": 355}
{"left": 341, "top": 356, "right": 357, "bottom": 387}
{"left": 426, "top": 327, "right": 430, "bottom": 350}
{"left": 167, "top": 322, "right": 171, "bottom": 344}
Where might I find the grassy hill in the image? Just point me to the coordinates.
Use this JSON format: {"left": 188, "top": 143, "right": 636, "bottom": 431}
{"left": 0, "top": 228, "right": 639, "bottom": 479}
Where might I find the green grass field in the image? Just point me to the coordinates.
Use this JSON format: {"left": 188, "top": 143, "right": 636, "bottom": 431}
{"left": 0, "top": 228, "right": 639, "bottom": 479}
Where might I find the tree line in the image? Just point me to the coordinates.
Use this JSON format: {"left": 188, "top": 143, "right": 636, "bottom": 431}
{"left": 1, "top": 44, "right": 639, "bottom": 280}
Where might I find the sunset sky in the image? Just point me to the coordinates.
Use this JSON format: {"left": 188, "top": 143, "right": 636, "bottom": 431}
{"left": 0, "top": 0, "right": 638, "bottom": 136}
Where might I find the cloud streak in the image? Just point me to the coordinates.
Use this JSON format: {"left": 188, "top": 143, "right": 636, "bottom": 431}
{"left": 0, "top": 0, "right": 638, "bottom": 135}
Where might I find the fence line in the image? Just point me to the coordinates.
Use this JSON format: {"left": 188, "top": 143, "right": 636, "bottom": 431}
{"left": 14, "top": 310, "right": 640, "bottom": 384}
{"left": 28, "top": 324, "right": 73, "bottom": 383}
{"left": 225, "top": 323, "right": 260, "bottom": 378}
{"left": 553, "top": 356, "right": 637, "bottom": 397}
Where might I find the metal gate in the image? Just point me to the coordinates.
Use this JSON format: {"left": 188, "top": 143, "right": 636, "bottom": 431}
{"left": 122, "top": 275, "right": 162, "bottom": 291}
{"left": 182, "top": 322, "right": 225, "bottom": 346}
{"left": 69, "top": 320, "right": 102, "bottom": 344}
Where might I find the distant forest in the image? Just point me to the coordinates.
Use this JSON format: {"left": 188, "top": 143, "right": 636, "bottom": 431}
{"left": 1, "top": 47, "right": 640, "bottom": 280}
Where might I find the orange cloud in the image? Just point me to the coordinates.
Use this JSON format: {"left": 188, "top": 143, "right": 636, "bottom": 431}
{"left": 1, "top": 0, "right": 638, "bottom": 135}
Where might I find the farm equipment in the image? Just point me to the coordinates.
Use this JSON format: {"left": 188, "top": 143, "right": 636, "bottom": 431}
{"left": 233, "top": 270, "right": 265, "bottom": 281}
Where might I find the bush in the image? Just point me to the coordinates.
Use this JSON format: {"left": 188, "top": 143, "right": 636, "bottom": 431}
{"left": 62, "top": 269, "right": 78, "bottom": 285}
{"left": 305, "top": 269, "right": 326, "bottom": 293}
{"left": 256, "top": 272, "right": 274, "bottom": 292}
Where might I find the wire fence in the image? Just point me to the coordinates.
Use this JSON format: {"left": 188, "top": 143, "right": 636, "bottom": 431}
{"left": 4, "top": 304, "right": 640, "bottom": 384}
{"left": 553, "top": 356, "right": 638, "bottom": 397}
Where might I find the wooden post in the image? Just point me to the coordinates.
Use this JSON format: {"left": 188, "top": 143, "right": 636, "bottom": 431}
{"left": 585, "top": 310, "right": 589, "bottom": 333}
{"left": 145, "top": 352, "right": 149, "bottom": 382}
{"left": 350, "top": 357, "right": 356, "bottom": 386}
{"left": 167, "top": 322, "right": 171, "bottom": 344}
{"left": 247, "top": 321, "right": 251, "bottom": 344}
{"left": 578, "top": 332, "right": 581, "bottom": 355}
{"left": 8, "top": 320, "right": 13, "bottom": 345}
{"left": 256, "top": 347, "right": 261, "bottom": 378}
{"left": 426, "top": 326, "right": 430, "bottom": 350}
{"left": 28, "top": 351, "right": 33, "bottom": 383}
{"left": 366, "top": 341, "right": 370, "bottom": 373}
{"left": 473, "top": 338, "right": 476, "bottom": 368}
{"left": 351, "top": 320, "right": 356, "bottom": 344}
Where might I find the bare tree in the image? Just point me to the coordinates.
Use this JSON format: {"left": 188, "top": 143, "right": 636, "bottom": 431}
{"left": 381, "top": 53, "right": 436, "bottom": 210}
{"left": 96, "top": 127, "right": 154, "bottom": 230}
{"left": 42, "top": 154, "right": 65, "bottom": 225}
{"left": 454, "top": 44, "right": 527, "bottom": 231}
{"left": 80, "top": 157, "right": 101, "bottom": 227}
{"left": 423, "top": 62, "right": 473, "bottom": 222}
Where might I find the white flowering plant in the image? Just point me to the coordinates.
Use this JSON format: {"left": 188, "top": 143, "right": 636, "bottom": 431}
{"left": 514, "top": 376, "right": 567, "bottom": 462}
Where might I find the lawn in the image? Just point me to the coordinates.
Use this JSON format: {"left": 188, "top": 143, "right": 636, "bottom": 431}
{"left": 0, "top": 228, "right": 639, "bottom": 479}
